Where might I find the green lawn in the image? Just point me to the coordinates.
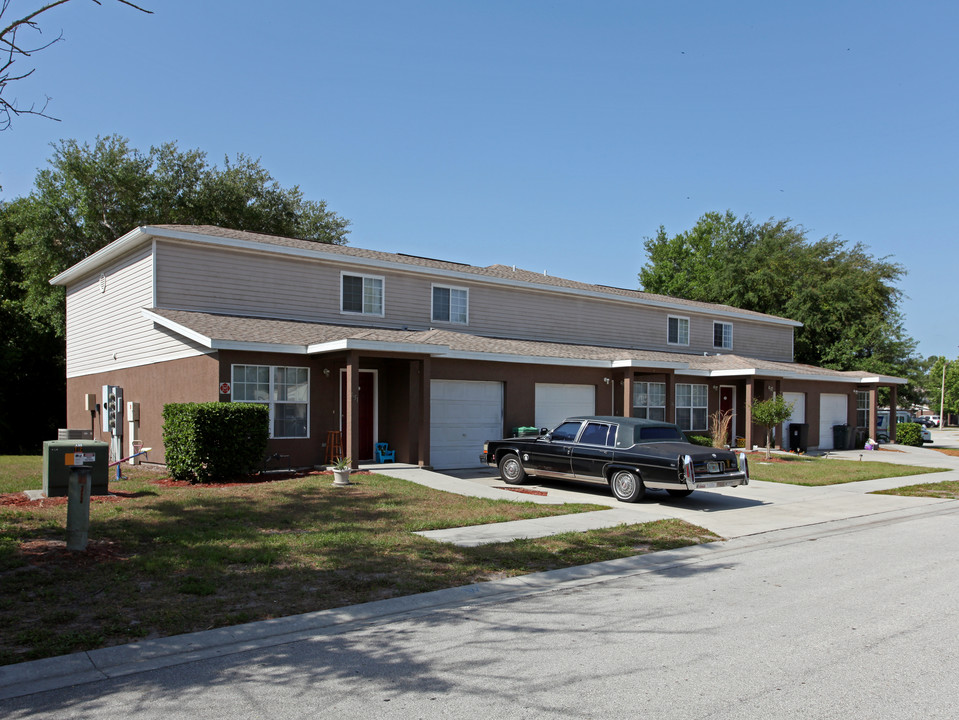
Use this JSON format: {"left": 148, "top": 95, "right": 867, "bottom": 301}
{"left": 742, "top": 452, "right": 948, "bottom": 486}
{"left": 0, "top": 457, "right": 718, "bottom": 666}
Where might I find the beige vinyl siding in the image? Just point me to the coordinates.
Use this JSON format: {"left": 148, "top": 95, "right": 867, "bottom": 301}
{"left": 153, "top": 240, "right": 794, "bottom": 361}
{"left": 65, "top": 245, "right": 209, "bottom": 378}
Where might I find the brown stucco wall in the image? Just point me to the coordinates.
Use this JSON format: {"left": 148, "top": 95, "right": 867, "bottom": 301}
{"left": 66, "top": 354, "right": 220, "bottom": 464}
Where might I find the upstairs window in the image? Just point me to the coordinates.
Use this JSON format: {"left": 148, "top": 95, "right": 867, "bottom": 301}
{"left": 713, "top": 321, "right": 733, "bottom": 350}
{"left": 667, "top": 316, "right": 689, "bottom": 346}
{"left": 341, "top": 273, "right": 384, "bottom": 316}
{"left": 432, "top": 285, "right": 468, "bottom": 324}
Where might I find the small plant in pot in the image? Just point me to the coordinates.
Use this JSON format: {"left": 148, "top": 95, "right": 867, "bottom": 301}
{"left": 331, "top": 457, "right": 352, "bottom": 485}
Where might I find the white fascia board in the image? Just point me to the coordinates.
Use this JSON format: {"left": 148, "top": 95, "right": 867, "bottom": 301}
{"left": 142, "top": 308, "right": 214, "bottom": 348}
{"left": 139, "top": 227, "right": 801, "bottom": 329}
{"left": 437, "top": 350, "right": 611, "bottom": 367}
{"left": 611, "top": 359, "right": 691, "bottom": 370}
{"left": 849, "top": 375, "right": 909, "bottom": 385}
{"left": 50, "top": 227, "right": 151, "bottom": 285}
{"left": 307, "top": 339, "right": 448, "bottom": 355}
{"left": 142, "top": 309, "right": 307, "bottom": 354}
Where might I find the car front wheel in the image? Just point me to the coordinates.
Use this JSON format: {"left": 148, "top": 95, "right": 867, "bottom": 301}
{"left": 609, "top": 469, "right": 645, "bottom": 502}
{"left": 498, "top": 453, "right": 527, "bottom": 485}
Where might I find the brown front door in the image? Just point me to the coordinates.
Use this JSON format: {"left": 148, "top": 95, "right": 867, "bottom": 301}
{"left": 341, "top": 370, "right": 376, "bottom": 461}
{"left": 719, "top": 385, "right": 736, "bottom": 445}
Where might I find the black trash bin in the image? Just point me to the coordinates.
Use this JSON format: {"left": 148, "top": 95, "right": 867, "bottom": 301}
{"left": 832, "top": 424, "right": 850, "bottom": 450}
{"left": 789, "top": 423, "right": 809, "bottom": 452}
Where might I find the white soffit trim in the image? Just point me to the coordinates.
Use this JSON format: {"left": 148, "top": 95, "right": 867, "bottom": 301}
{"left": 611, "top": 359, "right": 691, "bottom": 370}
{"left": 437, "top": 351, "right": 611, "bottom": 367}
{"left": 307, "top": 339, "right": 449, "bottom": 355}
{"left": 138, "top": 226, "right": 800, "bottom": 328}
{"left": 50, "top": 227, "right": 150, "bottom": 285}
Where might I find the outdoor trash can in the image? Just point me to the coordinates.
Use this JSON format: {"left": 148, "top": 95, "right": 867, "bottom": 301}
{"left": 832, "top": 424, "right": 850, "bottom": 450}
{"left": 789, "top": 423, "right": 808, "bottom": 452}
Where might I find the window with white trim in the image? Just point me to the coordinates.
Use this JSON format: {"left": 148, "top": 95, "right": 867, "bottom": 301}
{"left": 232, "top": 365, "right": 310, "bottom": 438}
{"left": 432, "top": 285, "right": 468, "bottom": 324}
{"left": 856, "top": 390, "right": 870, "bottom": 428}
{"left": 633, "top": 382, "right": 667, "bottom": 421}
{"left": 713, "top": 321, "right": 733, "bottom": 350}
{"left": 341, "top": 273, "right": 384, "bottom": 316}
{"left": 667, "top": 316, "right": 689, "bottom": 346}
{"left": 675, "top": 383, "right": 708, "bottom": 431}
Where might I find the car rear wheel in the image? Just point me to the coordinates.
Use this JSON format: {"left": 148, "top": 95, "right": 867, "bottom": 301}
{"left": 666, "top": 489, "right": 694, "bottom": 498}
{"left": 498, "top": 453, "right": 527, "bottom": 485}
{"left": 609, "top": 469, "right": 645, "bottom": 502}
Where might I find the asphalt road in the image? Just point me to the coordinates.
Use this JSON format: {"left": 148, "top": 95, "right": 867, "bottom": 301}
{"left": 3, "top": 502, "right": 958, "bottom": 719}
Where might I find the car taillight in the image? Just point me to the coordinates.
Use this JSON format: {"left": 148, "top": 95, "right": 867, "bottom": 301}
{"left": 680, "top": 454, "right": 695, "bottom": 489}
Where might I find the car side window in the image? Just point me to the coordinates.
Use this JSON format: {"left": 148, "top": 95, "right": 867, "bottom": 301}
{"left": 580, "top": 422, "right": 615, "bottom": 446}
{"left": 550, "top": 421, "right": 582, "bottom": 442}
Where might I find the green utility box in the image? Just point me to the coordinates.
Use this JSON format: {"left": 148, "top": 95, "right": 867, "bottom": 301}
{"left": 42, "top": 440, "right": 109, "bottom": 497}
{"left": 512, "top": 426, "right": 540, "bottom": 437}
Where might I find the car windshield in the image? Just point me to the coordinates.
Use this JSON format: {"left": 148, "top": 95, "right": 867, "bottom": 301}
{"left": 550, "top": 421, "right": 582, "bottom": 442}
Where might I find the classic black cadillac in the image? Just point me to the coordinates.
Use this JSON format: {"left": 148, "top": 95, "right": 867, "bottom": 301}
{"left": 480, "top": 415, "right": 749, "bottom": 502}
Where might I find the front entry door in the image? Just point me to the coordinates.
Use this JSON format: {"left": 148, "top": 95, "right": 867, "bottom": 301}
{"left": 719, "top": 385, "right": 736, "bottom": 445}
{"left": 340, "top": 370, "right": 376, "bottom": 461}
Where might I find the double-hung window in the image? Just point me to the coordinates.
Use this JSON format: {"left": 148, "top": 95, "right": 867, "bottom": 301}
{"left": 675, "top": 383, "right": 708, "bottom": 431}
{"left": 341, "top": 273, "right": 384, "bottom": 316}
{"left": 667, "top": 316, "right": 689, "bottom": 346}
{"left": 856, "top": 390, "right": 870, "bottom": 428}
{"left": 232, "top": 365, "right": 310, "bottom": 438}
{"left": 713, "top": 321, "right": 733, "bottom": 350}
{"left": 633, "top": 382, "right": 667, "bottom": 421}
{"left": 432, "top": 285, "right": 468, "bottom": 324}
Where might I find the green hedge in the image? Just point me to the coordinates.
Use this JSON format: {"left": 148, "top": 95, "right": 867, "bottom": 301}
{"left": 162, "top": 402, "right": 270, "bottom": 482}
{"left": 896, "top": 422, "right": 923, "bottom": 447}
{"left": 686, "top": 434, "right": 713, "bottom": 447}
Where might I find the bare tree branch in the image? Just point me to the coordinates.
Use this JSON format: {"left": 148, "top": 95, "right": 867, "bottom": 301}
{"left": 0, "top": 0, "right": 152, "bottom": 131}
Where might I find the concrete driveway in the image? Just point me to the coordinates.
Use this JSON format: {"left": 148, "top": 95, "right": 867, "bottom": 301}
{"left": 379, "top": 432, "right": 959, "bottom": 545}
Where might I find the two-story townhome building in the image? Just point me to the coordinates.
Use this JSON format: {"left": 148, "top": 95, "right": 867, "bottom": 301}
{"left": 51, "top": 225, "right": 906, "bottom": 469}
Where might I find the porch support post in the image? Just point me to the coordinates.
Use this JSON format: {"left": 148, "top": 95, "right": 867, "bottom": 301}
{"left": 889, "top": 384, "right": 898, "bottom": 443}
{"left": 868, "top": 385, "right": 879, "bottom": 441}
{"left": 622, "top": 373, "right": 634, "bottom": 418}
{"left": 744, "top": 379, "right": 754, "bottom": 450}
{"left": 665, "top": 371, "right": 675, "bottom": 424}
{"left": 418, "top": 357, "right": 431, "bottom": 468}
{"left": 345, "top": 351, "right": 360, "bottom": 469}
{"left": 773, "top": 379, "right": 783, "bottom": 449}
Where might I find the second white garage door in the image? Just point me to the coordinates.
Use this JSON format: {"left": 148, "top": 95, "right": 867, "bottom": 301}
{"left": 535, "top": 383, "right": 596, "bottom": 431}
{"left": 430, "top": 380, "right": 504, "bottom": 469}
{"left": 819, "top": 393, "right": 848, "bottom": 450}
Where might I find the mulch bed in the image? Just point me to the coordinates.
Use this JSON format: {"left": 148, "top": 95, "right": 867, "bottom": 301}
{"left": 16, "top": 538, "right": 132, "bottom": 566}
{"left": 0, "top": 469, "right": 372, "bottom": 507}
{"left": 495, "top": 486, "right": 549, "bottom": 496}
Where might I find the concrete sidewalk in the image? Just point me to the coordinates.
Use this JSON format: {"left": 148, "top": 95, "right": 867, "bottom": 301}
{"left": 2, "top": 438, "right": 957, "bottom": 701}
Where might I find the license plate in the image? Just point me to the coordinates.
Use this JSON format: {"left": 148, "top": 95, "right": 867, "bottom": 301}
{"left": 706, "top": 461, "right": 722, "bottom": 473}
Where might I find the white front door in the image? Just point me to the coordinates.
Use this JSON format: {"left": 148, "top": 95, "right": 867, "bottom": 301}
{"left": 430, "top": 380, "right": 504, "bottom": 469}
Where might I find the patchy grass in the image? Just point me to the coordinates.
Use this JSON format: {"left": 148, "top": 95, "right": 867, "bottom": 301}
{"left": 874, "top": 480, "right": 959, "bottom": 499}
{"left": 747, "top": 453, "right": 948, "bottom": 486}
{"left": 0, "top": 456, "right": 44, "bottom": 494}
{"left": 0, "top": 458, "right": 718, "bottom": 666}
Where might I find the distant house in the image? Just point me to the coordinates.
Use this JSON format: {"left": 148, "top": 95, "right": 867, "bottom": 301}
{"left": 51, "top": 225, "right": 906, "bottom": 469}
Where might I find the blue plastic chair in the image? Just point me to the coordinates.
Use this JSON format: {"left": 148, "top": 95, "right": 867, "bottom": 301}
{"left": 374, "top": 442, "right": 396, "bottom": 463}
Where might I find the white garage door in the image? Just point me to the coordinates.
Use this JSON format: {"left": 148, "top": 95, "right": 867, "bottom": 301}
{"left": 430, "top": 380, "right": 504, "bottom": 469}
{"left": 819, "top": 394, "right": 848, "bottom": 450}
{"left": 535, "top": 383, "right": 596, "bottom": 430}
{"left": 782, "top": 392, "right": 805, "bottom": 450}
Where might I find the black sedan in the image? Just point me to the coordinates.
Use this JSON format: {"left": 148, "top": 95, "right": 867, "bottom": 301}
{"left": 481, "top": 415, "right": 749, "bottom": 502}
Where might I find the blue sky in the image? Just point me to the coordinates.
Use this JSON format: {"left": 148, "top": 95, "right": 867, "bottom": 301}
{"left": 2, "top": 1, "right": 956, "bottom": 360}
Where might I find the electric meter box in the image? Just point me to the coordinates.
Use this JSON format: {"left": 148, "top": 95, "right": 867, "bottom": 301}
{"left": 42, "top": 440, "right": 109, "bottom": 497}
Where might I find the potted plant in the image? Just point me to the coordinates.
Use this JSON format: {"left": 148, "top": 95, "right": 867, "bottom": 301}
{"left": 331, "top": 457, "right": 352, "bottom": 485}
